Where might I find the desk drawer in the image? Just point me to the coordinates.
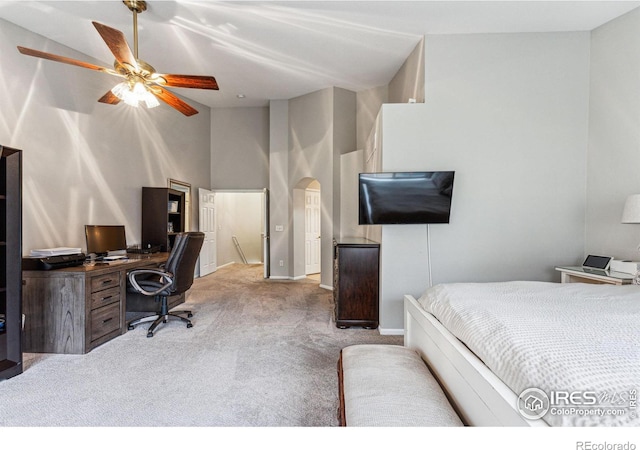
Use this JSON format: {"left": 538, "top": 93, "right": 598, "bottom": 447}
{"left": 90, "top": 302, "right": 121, "bottom": 341}
{"left": 91, "top": 272, "right": 120, "bottom": 293}
{"left": 90, "top": 285, "right": 120, "bottom": 309}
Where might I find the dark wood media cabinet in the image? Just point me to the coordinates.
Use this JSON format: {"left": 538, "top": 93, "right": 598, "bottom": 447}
{"left": 333, "top": 238, "right": 380, "bottom": 329}
{"left": 22, "top": 253, "right": 183, "bottom": 354}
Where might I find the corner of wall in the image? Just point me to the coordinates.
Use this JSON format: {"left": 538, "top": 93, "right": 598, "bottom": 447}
{"left": 388, "top": 36, "right": 425, "bottom": 104}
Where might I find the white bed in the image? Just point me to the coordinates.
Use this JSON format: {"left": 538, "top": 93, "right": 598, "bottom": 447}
{"left": 404, "top": 281, "right": 640, "bottom": 427}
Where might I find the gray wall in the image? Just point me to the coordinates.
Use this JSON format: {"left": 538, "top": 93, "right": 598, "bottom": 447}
{"left": 268, "top": 100, "right": 290, "bottom": 279}
{"left": 356, "top": 85, "right": 388, "bottom": 152}
{"left": 332, "top": 88, "right": 357, "bottom": 240}
{"left": 211, "top": 107, "right": 269, "bottom": 190}
{"left": 288, "top": 88, "right": 334, "bottom": 283}
{"left": 378, "top": 32, "right": 591, "bottom": 332}
{"left": 288, "top": 87, "right": 356, "bottom": 287}
{"left": 340, "top": 149, "right": 364, "bottom": 240}
{"left": 0, "top": 19, "right": 211, "bottom": 253}
{"left": 587, "top": 7, "right": 640, "bottom": 260}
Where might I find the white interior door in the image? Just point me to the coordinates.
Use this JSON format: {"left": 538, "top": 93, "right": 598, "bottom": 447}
{"left": 305, "top": 189, "right": 321, "bottom": 275}
{"left": 199, "top": 188, "right": 217, "bottom": 277}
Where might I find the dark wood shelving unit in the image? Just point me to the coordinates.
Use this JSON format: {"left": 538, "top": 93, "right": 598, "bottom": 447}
{"left": 0, "top": 145, "right": 22, "bottom": 380}
{"left": 141, "top": 187, "right": 185, "bottom": 252}
{"left": 333, "top": 238, "right": 380, "bottom": 329}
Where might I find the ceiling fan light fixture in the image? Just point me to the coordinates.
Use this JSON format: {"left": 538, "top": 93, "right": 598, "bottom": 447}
{"left": 111, "top": 81, "right": 132, "bottom": 101}
{"left": 111, "top": 81, "right": 159, "bottom": 109}
{"left": 111, "top": 81, "right": 139, "bottom": 107}
{"left": 140, "top": 86, "right": 160, "bottom": 108}
{"left": 133, "top": 81, "right": 160, "bottom": 108}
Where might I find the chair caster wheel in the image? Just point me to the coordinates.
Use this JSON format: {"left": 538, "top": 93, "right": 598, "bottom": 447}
{"left": 187, "top": 313, "right": 193, "bottom": 318}
{"left": 128, "top": 325, "right": 134, "bottom": 330}
{"left": 187, "top": 323, "right": 193, "bottom": 328}
{"left": 147, "top": 332, "right": 154, "bottom": 338}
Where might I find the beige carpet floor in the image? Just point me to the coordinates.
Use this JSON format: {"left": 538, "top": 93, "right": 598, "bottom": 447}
{"left": 0, "top": 263, "right": 402, "bottom": 427}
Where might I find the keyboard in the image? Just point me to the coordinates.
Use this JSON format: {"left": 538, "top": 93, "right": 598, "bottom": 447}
{"left": 103, "top": 255, "right": 128, "bottom": 261}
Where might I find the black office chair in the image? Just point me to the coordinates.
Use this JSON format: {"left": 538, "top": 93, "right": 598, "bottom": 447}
{"left": 127, "top": 232, "right": 204, "bottom": 337}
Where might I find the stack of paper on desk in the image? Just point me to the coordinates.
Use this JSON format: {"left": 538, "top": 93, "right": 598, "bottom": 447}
{"left": 30, "top": 247, "right": 82, "bottom": 257}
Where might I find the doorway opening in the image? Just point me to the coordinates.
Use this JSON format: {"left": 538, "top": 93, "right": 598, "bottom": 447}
{"left": 305, "top": 180, "right": 321, "bottom": 277}
{"left": 198, "top": 188, "right": 269, "bottom": 279}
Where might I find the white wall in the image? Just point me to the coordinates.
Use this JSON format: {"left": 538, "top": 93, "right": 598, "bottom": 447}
{"left": 378, "top": 32, "right": 591, "bottom": 332}
{"left": 0, "top": 19, "right": 211, "bottom": 253}
{"left": 587, "top": 7, "right": 640, "bottom": 260}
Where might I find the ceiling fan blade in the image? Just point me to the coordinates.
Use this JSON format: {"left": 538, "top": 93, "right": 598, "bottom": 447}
{"left": 97, "top": 90, "right": 121, "bottom": 105}
{"left": 152, "top": 86, "right": 199, "bottom": 116}
{"left": 17, "top": 46, "right": 115, "bottom": 73}
{"left": 92, "top": 21, "right": 138, "bottom": 71}
{"left": 156, "top": 74, "right": 219, "bottom": 90}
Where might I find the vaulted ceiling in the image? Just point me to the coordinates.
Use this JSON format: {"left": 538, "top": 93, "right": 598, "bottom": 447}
{"left": 1, "top": 1, "right": 638, "bottom": 108}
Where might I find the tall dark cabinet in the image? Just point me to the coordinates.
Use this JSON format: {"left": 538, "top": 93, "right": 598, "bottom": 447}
{"left": 142, "top": 187, "right": 185, "bottom": 252}
{"left": 333, "top": 238, "right": 380, "bottom": 329}
{"left": 0, "top": 146, "right": 22, "bottom": 380}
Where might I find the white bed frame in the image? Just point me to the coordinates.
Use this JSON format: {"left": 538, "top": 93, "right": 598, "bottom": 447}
{"left": 404, "top": 294, "right": 547, "bottom": 427}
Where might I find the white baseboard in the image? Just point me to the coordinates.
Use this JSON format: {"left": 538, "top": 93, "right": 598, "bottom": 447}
{"left": 269, "top": 275, "right": 291, "bottom": 280}
{"left": 319, "top": 284, "right": 333, "bottom": 291}
{"left": 378, "top": 327, "right": 404, "bottom": 336}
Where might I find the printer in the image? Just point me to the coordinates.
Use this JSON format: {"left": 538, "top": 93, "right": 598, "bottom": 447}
{"left": 609, "top": 260, "right": 640, "bottom": 275}
{"left": 23, "top": 252, "right": 86, "bottom": 270}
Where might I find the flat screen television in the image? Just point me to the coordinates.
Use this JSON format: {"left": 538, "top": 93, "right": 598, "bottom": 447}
{"left": 358, "top": 171, "right": 455, "bottom": 225}
{"left": 85, "top": 225, "right": 127, "bottom": 256}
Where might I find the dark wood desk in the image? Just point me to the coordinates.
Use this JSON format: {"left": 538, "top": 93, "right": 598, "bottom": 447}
{"left": 22, "top": 253, "right": 178, "bottom": 354}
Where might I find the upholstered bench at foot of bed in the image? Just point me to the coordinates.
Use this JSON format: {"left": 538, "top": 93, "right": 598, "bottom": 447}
{"left": 338, "top": 344, "right": 464, "bottom": 427}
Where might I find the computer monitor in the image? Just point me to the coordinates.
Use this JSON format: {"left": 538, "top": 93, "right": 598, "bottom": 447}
{"left": 85, "top": 225, "right": 127, "bottom": 257}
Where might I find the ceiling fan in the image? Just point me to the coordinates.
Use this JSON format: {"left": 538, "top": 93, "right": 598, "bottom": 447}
{"left": 16, "top": 0, "right": 218, "bottom": 116}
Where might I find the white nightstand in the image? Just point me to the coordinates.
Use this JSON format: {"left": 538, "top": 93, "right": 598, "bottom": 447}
{"left": 555, "top": 266, "right": 635, "bottom": 285}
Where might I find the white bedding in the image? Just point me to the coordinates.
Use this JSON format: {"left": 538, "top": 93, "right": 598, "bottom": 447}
{"left": 417, "top": 281, "right": 640, "bottom": 426}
